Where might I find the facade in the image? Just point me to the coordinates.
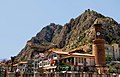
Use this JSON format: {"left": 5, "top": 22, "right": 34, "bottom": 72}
{"left": 33, "top": 53, "right": 44, "bottom": 72}
{"left": 42, "top": 50, "right": 68, "bottom": 73}
{"left": 60, "top": 53, "right": 95, "bottom": 72}
{"left": 40, "top": 49, "right": 95, "bottom": 73}
{"left": 105, "top": 43, "right": 120, "bottom": 61}
{"left": 17, "top": 61, "right": 27, "bottom": 73}
{"left": 4, "top": 44, "right": 120, "bottom": 77}
{"left": 113, "top": 43, "right": 120, "bottom": 60}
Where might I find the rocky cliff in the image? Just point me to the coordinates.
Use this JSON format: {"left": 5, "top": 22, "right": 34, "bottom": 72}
{"left": 16, "top": 23, "right": 62, "bottom": 60}
{"left": 16, "top": 9, "right": 120, "bottom": 60}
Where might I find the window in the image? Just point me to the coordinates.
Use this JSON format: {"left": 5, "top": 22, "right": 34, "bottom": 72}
{"left": 71, "top": 57, "right": 74, "bottom": 63}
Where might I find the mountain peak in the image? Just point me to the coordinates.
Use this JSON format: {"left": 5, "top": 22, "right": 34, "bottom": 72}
{"left": 16, "top": 10, "right": 120, "bottom": 61}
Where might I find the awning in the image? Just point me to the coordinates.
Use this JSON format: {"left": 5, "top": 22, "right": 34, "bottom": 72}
{"left": 43, "top": 66, "right": 57, "bottom": 69}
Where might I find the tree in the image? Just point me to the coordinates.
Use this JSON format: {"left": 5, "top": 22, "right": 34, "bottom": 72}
{"left": 108, "top": 65, "right": 116, "bottom": 73}
{"left": 117, "top": 56, "right": 120, "bottom": 61}
{"left": 105, "top": 55, "right": 112, "bottom": 63}
{"left": 0, "top": 64, "right": 4, "bottom": 77}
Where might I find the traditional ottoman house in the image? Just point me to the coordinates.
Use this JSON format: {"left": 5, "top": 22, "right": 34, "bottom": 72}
{"left": 12, "top": 61, "right": 28, "bottom": 77}
{"left": 24, "top": 60, "right": 34, "bottom": 77}
{"left": 43, "top": 49, "right": 68, "bottom": 72}
{"left": 16, "top": 61, "right": 27, "bottom": 73}
{"left": 60, "top": 49, "right": 95, "bottom": 72}
{"left": 33, "top": 53, "right": 44, "bottom": 72}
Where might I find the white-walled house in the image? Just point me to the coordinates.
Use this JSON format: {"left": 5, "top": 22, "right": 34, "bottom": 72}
{"left": 40, "top": 50, "right": 68, "bottom": 72}
{"left": 60, "top": 52, "right": 95, "bottom": 72}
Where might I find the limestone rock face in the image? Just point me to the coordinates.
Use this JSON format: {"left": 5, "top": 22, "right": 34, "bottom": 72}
{"left": 16, "top": 23, "right": 62, "bottom": 60}
{"left": 16, "top": 10, "right": 120, "bottom": 60}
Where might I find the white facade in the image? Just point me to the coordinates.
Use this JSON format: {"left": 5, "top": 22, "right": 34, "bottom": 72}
{"left": 113, "top": 43, "right": 120, "bottom": 60}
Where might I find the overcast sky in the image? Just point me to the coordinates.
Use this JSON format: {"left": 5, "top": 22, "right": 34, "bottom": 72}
{"left": 0, "top": 0, "right": 120, "bottom": 59}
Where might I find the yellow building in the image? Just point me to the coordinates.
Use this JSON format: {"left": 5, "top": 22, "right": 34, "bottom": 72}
{"left": 105, "top": 43, "right": 120, "bottom": 61}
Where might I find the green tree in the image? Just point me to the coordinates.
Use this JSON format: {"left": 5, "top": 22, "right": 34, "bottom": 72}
{"left": 109, "top": 66, "right": 116, "bottom": 73}
{"left": 117, "top": 56, "right": 120, "bottom": 61}
{"left": 105, "top": 55, "right": 112, "bottom": 63}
